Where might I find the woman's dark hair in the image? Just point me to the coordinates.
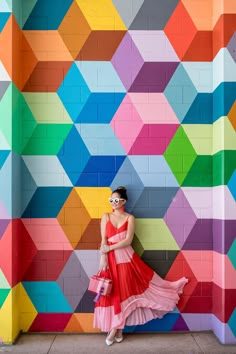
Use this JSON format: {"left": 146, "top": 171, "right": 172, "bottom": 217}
{"left": 112, "top": 186, "right": 128, "bottom": 201}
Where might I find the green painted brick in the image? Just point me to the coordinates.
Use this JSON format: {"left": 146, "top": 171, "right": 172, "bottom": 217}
{"left": 12, "top": 84, "right": 37, "bottom": 154}
{"left": 182, "top": 155, "right": 213, "bottom": 186}
{"left": 213, "top": 151, "right": 224, "bottom": 185}
{"left": 0, "top": 289, "right": 10, "bottom": 308}
{"left": 222, "top": 151, "right": 236, "bottom": 184}
{"left": 0, "top": 84, "right": 12, "bottom": 147}
{"left": 0, "top": 84, "right": 38, "bottom": 153}
{"left": 213, "top": 150, "right": 236, "bottom": 185}
{"left": 164, "top": 126, "right": 197, "bottom": 185}
{"left": 22, "top": 124, "right": 73, "bottom": 155}
{"left": 183, "top": 155, "right": 197, "bottom": 173}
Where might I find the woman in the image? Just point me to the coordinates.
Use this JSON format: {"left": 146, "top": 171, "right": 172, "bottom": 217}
{"left": 94, "top": 186, "right": 188, "bottom": 346}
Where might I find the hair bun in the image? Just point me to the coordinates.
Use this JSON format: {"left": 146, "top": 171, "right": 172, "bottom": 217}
{"left": 117, "top": 186, "right": 126, "bottom": 191}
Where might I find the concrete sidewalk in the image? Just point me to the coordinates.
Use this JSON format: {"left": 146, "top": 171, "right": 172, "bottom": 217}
{"left": 0, "top": 331, "right": 236, "bottom": 354}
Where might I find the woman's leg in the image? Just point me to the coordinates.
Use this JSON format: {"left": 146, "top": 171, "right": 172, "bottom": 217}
{"left": 115, "top": 329, "right": 123, "bottom": 339}
{"left": 106, "top": 328, "right": 117, "bottom": 341}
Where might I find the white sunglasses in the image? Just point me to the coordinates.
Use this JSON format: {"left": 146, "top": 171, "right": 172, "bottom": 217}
{"left": 108, "top": 198, "right": 125, "bottom": 204}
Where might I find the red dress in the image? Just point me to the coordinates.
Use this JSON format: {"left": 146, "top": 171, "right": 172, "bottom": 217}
{"left": 93, "top": 215, "right": 188, "bottom": 332}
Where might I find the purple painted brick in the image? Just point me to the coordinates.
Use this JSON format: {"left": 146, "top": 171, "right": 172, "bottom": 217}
{"left": 213, "top": 219, "right": 236, "bottom": 254}
{"left": 111, "top": 32, "right": 144, "bottom": 91}
{"left": 183, "top": 219, "right": 213, "bottom": 250}
{"left": 0, "top": 219, "right": 10, "bottom": 239}
{"left": 227, "top": 32, "right": 236, "bottom": 62}
{"left": 172, "top": 315, "right": 189, "bottom": 331}
{"left": 164, "top": 189, "right": 197, "bottom": 249}
{"left": 129, "top": 62, "right": 179, "bottom": 92}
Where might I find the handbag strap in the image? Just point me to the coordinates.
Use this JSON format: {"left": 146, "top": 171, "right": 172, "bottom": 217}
{"left": 98, "top": 268, "right": 112, "bottom": 279}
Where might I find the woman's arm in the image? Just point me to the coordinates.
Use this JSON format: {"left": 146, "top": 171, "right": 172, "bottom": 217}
{"left": 100, "top": 213, "right": 108, "bottom": 246}
{"left": 101, "top": 215, "right": 135, "bottom": 253}
{"left": 99, "top": 214, "right": 108, "bottom": 270}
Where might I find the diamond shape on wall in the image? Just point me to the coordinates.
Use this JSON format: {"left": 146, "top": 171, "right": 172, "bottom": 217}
{"left": 164, "top": 64, "right": 198, "bottom": 123}
{"left": 164, "top": 189, "right": 197, "bottom": 249}
{"left": 57, "top": 189, "right": 91, "bottom": 248}
{"left": 110, "top": 94, "right": 143, "bottom": 154}
{"left": 111, "top": 32, "right": 144, "bottom": 91}
{"left": 164, "top": 2, "right": 197, "bottom": 60}
{"left": 57, "top": 252, "right": 89, "bottom": 311}
{"left": 164, "top": 126, "right": 197, "bottom": 185}
{"left": 58, "top": 1, "right": 91, "bottom": 59}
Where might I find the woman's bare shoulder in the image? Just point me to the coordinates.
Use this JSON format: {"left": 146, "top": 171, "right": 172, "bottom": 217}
{"left": 101, "top": 213, "right": 110, "bottom": 221}
{"left": 127, "top": 213, "right": 135, "bottom": 221}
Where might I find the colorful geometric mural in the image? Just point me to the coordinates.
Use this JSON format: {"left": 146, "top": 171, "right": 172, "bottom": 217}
{"left": 0, "top": 0, "right": 236, "bottom": 345}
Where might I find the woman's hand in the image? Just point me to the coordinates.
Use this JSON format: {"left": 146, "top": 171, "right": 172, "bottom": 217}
{"left": 99, "top": 254, "right": 108, "bottom": 271}
{"left": 100, "top": 244, "right": 110, "bottom": 254}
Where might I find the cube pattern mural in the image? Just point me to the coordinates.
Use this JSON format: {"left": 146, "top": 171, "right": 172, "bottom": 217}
{"left": 0, "top": 0, "right": 236, "bottom": 345}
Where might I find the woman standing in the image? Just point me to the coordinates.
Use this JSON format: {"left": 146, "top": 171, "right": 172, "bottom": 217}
{"left": 94, "top": 186, "right": 188, "bottom": 346}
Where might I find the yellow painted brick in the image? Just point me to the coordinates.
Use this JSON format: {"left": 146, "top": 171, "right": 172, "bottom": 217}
{"left": 75, "top": 187, "right": 111, "bottom": 218}
{"left": 135, "top": 219, "right": 179, "bottom": 251}
{"left": 182, "top": 124, "right": 213, "bottom": 155}
{"left": 17, "top": 284, "right": 37, "bottom": 332}
{"left": 213, "top": 116, "right": 236, "bottom": 153}
{"left": 0, "top": 289, "right": 14, "bottom": 343}
{"left": 75, "top": 0, "right": 126, "bottom": 30}
{"left": 23, "top": 93, "right": 72, "bottom": 124}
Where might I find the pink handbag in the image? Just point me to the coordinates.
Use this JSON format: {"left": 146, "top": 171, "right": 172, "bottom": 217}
{"left": 88, "top": 271, "right": 112, "bottom": 302}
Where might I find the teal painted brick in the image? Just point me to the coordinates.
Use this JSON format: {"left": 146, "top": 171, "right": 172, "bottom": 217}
{"left": 22, "top": 281, "right": 73, "bottom": 313}
{"left": 164, "top": 64, "right": 197, "bottom": 122}
{"left": 228, "top": 239, "right": 236, "bottom": 269}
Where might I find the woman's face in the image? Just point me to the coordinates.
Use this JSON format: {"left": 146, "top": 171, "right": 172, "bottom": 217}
{"left": 109, "top": 192, "right": 126, "bottom": 210}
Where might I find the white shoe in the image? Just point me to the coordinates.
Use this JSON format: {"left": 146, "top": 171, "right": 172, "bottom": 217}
{"left": 115, "top": 336, "right": 123, "bottom": 343}
{"left": 105, "top": 333, "right": 114, "bottom": 346}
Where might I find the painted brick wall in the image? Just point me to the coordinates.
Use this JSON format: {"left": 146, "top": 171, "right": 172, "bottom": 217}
{"left": 0, "top": 0, "right": 235, "bottom": 345}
